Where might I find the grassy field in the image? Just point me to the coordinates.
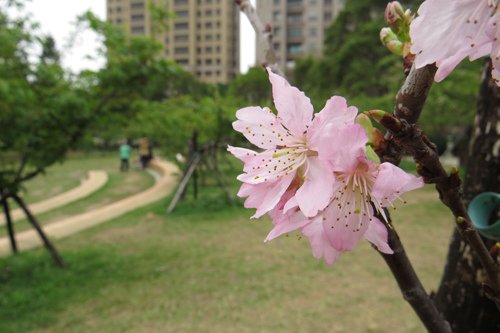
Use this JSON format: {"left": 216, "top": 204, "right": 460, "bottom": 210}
{"left": 0, "top": 153, "right": 154, "bottom": 237}
{"left": 0, "top": 155, "right": 454, "bottom": 333}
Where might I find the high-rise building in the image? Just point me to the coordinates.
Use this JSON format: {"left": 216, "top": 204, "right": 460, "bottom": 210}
{"left": 256, "top": 0, "right": 344, "bottom": 72}
{"left": 107, "top": 0, "right": 240, "bottom": 83}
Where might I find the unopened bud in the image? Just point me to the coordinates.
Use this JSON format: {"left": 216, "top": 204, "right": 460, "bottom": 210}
{"left": 365, "top": 110, "right": 402, "bottom": 132}
{"left": 385, "top": 1, "right": 405, "bottom": 27}
{"left": 355, "top": 113, "right": 374, "bottom": 132}
{"left": 380, "top": 28, "right": 403, "bottom": 55}
{"left": 369, "top": 128, "right": 384, "bottom": 149}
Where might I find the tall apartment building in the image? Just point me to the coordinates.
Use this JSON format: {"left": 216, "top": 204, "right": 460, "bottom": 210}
{"left": 256, "top": 0, "right": 344, "bottom": 72}
{"left": 107, "top": 0, "right": 240, "bottom": 83}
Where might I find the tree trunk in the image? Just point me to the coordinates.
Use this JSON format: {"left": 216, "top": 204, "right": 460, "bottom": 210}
{"left": 1, "top": 195, "right": 17, "bottom": 253}
{"left": 12, "top": 194, "right": 65, "bottom": 268}
{"left": 433, "top": 60, "right": 500, "bottom": 332}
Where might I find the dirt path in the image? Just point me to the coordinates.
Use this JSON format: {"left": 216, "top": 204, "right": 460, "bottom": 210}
{"left": 0, "top": 159, "right": 178, "bottom": 256}
{"left": 0, "top": 170, "right": 108, "bottom": 226}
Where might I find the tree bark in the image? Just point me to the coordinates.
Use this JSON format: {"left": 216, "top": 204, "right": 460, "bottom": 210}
{"left": 433, "top": 60, "right": 500, "bottom": 332}
{"left": 12, "top": 194, "right": 65, "bottom": 268}
{"left": 1, "top": 195, "right": 17, "bottom": 253}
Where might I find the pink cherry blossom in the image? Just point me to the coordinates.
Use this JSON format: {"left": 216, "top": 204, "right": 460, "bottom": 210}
{"left": 229, "top": 68, "right": 357, "bottom": 218}
{"left": 315, "top": 124, "right": 423, "bottom": 256}
{"left": 410, "top": 0, "right": 500, "bottom": 85}
{"left": 262, "top": 124, "right": 424, "bottom": 265}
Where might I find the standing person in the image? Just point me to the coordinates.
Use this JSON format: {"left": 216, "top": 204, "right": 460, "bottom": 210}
{"left": 119, "top": 139, "right": 132, "bottom": 172}
{"left": 139, "top": 137, "right": 150, "bottom": 169}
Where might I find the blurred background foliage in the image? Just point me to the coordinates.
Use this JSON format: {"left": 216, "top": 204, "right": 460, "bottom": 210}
{"left": 0, "top": 0, "right": 482, "bottom": 193}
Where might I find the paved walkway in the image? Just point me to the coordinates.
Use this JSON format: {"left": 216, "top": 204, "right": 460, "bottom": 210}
{"left": 0, "top": 159, "right": 178, "bottom": 256}
{"left": 0, "top": 170, "right": 108, "bottom": 226}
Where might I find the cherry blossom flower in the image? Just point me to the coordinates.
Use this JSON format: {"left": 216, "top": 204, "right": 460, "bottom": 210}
{"left": 263, "top": 124, "right": 423, "bottom": 265}
{"left": 316, "top": 124, "right": 423, "bottom": 256}
{"left": 410, "top": 0, "right": 500, "bottom": 85}
{"left": 229, "top": 68, "right": 357, "bottom": 218}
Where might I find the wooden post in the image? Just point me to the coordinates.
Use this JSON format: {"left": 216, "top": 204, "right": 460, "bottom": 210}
{"left": 1, "top": 194, "right": 17, "bottom": 253}
{"left": 12, "top": 194, "right": 64, "bottom": 267}
{"left": 192, "top": 131, "right": 199, "bottom": 200}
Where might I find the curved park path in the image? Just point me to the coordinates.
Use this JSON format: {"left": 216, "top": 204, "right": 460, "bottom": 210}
{"left": 0, "top": 159, "right": 178, "bottom": 256}
{"left": 0, "top": 170, "right": 108, "bottom": 226}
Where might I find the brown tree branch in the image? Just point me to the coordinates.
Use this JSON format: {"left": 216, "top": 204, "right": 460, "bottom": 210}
{"left": 380, "top": 64, "right": 437, "bottom": 165}
{"left": 379, "top": 213, "right": 452, "bottom": 333}
{"left": 376, "top": 112, "right": 500, "bottom": 309}
{"left": 235, "top": 0, "right": 284, "bottom": 76}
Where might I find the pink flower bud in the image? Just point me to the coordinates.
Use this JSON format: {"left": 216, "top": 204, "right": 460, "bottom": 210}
{"left": 385, "top": 1, "right": 405, "bottom": 26}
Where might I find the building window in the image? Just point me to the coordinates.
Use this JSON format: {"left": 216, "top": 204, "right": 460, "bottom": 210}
{"left": 309, "top": 28, "right": 317, "bottom": 37}
{"left": 175, "top": 34, "right": 189, "bottom": 42}
{"left": 216, "top": 34, "right": 221, "bottom": 40}
{"left": 287, "top": 28, "right": 302, "bottom": 38}
{"left": 274, "top": 42, "right": 280, "bottom": 50}
{"left": 177, "top": 59, "right": 189, "bottom": 65}
{"left": 116, "top": 6, "right": 122, "bottom": 12}
{"left": 206, "top": 9, "right": 212, "bottom": 16}
{"left": 205, "top": 22, "right": 212, "bottom": 28}
{"left": 130, "top": 2, "right": 144, "bottom": 9}
{"left": 205, "top": 46, "right": 213, "bottom": 53}
{"left": 175, "top": 22, "right": 189, "bottom": 29}
{"left": 273, "top": 11, "right": 281, "bottom": 21}
{"left": 175, "top": 47, "right": 189, "bottom": 54}
{"left": 206, "top": 59, "right": 212, "bottom": 65}
{"left": 273, "top": 0, "right": 280, "bottom": 4}
{"left": 176, "top": 10, "right": 188, "bottom": 17}
{"left": 287, "top": 44, "right": 303, "bottom": 54}
{"left": 205, "top": 71, "right": 212, "bottom": 76}
{"left": 131, "top": 14, "right": 144, "bottom": 21}
{"left": 205, "top": 34, "right": 213, "bottom": 41}
{"left": 175, "top": 0, "right": 188, "bottom": 4}
{"left": 274, "top": 26, "right": 281, "bottom": 35}
{"left": 216, "top": 58, "right": 221, "bottom": 65}
{"left": 131, "top": 26, "right": 145, "bottom": 34}
{"left": 287, "top": 13, "right": 301, "bottom": 24}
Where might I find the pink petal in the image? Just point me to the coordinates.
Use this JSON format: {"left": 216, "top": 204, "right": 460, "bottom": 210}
{"left": 307, "top": 96, "right": 358, "bottom": 150}
{"left": 317, "top": 123, "right": 368, "bottom": 172}
{"left": 323, "top": 202, "right": 370, "bottom": 252}
{"left": 227, "top": 145, "right": 257, "bottom": 163}
{"left": 267, "top": 67, "right": 313, "bottom": 137}
{"left": 265, "top": 209, "right": 310, "bottom": 242}
{"left": 283, "top": 196, "right": 299, "bottom": 213}
{"left": 237, "top": 174, "right": 295, "bottom": 218}
{"left": 295, "top": 157, "right": 335, "bottom": 217}
{"left": 233, "top": 106, "right": 297, "bottom": 150}
{"left": 236, "top": 150, "right": 307, "bottom": 185}
{"left": 363, "top": 218, "right": 393, "bottom": 254}
{"left": 411, "top": 0, "right": 494, "bottom": 81}
{"left": 302, "top": 215, "right": 341, "bottom": 265}
{"left": 371, "top": 162, "right": 424, "bottom": 207}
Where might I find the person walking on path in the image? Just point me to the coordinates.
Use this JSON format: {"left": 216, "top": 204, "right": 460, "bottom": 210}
{"left": 139, "top": 137, "right": 152, "bottom": 169}
{"left": 119, "top": 140, "right": 132, "bottom": 172}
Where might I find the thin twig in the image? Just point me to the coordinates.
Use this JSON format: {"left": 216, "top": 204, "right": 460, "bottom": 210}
{"left": 235, "top": 0, "right": 284, "bottom": 76}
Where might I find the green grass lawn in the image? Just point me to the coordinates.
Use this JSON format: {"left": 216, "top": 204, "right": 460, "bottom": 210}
{"left": 0, "top": 156, "right": 454, "bottom": 333}
{"left": 0, "top": 152, "right": 154, "bottom": 237}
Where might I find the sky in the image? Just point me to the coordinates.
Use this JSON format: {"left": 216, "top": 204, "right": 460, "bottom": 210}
{"left": 23, "top": 0, "right": 256, "bottom": 73}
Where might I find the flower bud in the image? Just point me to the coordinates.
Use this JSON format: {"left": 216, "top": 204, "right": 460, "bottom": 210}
{"left": 385, "top": 1, "right": 405, "bottom": 27}
{"left": 380, "top": 27, "right": 404, "bottom": 55}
